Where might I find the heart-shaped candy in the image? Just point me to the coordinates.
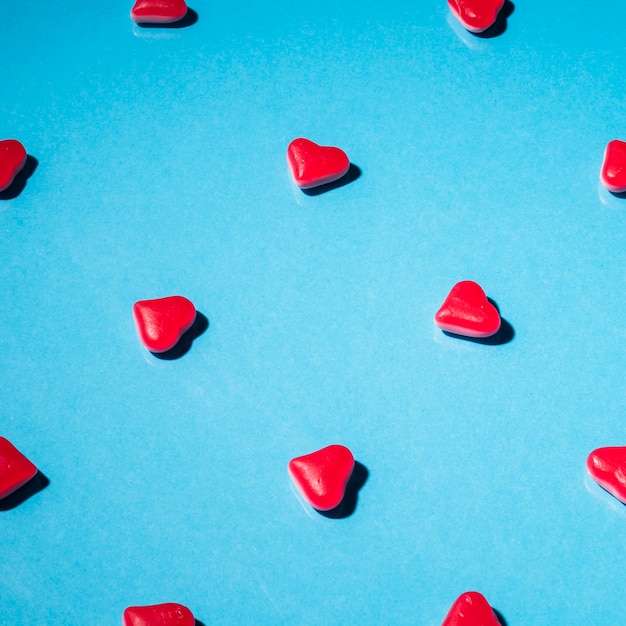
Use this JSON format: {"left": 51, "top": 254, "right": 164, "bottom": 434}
{"left": 0, "top": 140, "right": 27, "bottom": 192}
{"left": 123, "top": 603, "right": 194, "bottom": 626}
{"left": 130, "top": 0, "right": 188, "bottom": 24}
{"left": 287, "top": 138, "right": 350, "bottom": 189}
{"left": 447, "top": 0, "right": 504, "bottom": 33}
{"left": 587, "top": 446, "right": 626, "bottom": 504}
{"left": 288, "top": 444, "right": 354, "bottom": 511}
{"left": 600, "top": 140, "right": 626, "bottom": 193}
{"left": 133, "top": 296, "right": 196, "bottom": 353}
{"left": 0, "top": 437, "right": 38, "bottom": 500}
{"left": 434, "top": 281, "right": 501, "bottom": 338}
{"left": 441, "top": 592, "right": 500, "bottom": 626}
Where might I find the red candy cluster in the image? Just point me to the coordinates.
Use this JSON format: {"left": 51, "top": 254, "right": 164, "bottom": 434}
{"left": 5, "top": 3, "right": 626, "bottom": 626}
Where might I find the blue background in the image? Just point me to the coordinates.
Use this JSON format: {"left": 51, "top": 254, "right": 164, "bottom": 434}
{"left": 2, "top": 0, "right": 626, "bottom": 623}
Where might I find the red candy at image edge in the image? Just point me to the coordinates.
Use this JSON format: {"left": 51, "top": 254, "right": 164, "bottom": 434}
{"left": 441, "top": 591, "right": 501, "bottom": 626}
{"left": 133, "top": 296, "right": 197, "bottom": 353}
{"left": 123, "top": 603, "right": 195, "bottom": 626}
{"left": 600, "top": 140, "right": 626, "bottom": 193}
{"left": 0, "top": 437, "right": 38, "bottom": 500}
{"left": 288, "top": 444, "right": 355, "bottom": 511}
{"left": 587, "top": 446, "right": 626, "bottom": 504}
{"left": 0, "top": 139, "right": 27, "bottom": 192}
{"left": 286, "top": 138, "right": 350, "bottom": 189}
{"left": 130, "top": 0, "right": 188, "bottom": 24}
{"left": 434, "top": 280, "right": 501, "bottom": 338}
{"left": 447, "top": 0, "right": 505, "bottom": 33}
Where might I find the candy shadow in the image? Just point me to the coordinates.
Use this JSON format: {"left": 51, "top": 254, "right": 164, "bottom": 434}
{"left": 317, "top": 461, "right": 368, "bottom": 519}
{"left": 0, "top": 155, "right": 38, "bottom": 200}
{"left": 136, "top": 7, "right": 198, "bottom": 28}
{"left": 195, "top": 620, "right": 206, "bottom": 626}
{"left": 0, "top": 470, "right": 49, "bottom": 511}
{"left": 474, "top": 0, "right": 515, "bottom": 38}
{"left": 301, "top": 164, "right": 361, "bottom": 196}
{"left": 151, "top": 311, "right": 209, "bottom": 360}
{"left": 597, "top": 182, "right": 626, "bottom": 209}
{"left": 493, "top": 609, "right": 508, "bottom": 626}
{"left": 442, "top": 298, "right": 515, "bottom": 346}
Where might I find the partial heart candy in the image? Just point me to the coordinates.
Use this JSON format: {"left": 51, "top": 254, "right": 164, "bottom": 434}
{"left": 434, "top": 281, "right": 501, "bottom": 338}
{"left": 287, "top": 138, "right": 350, "bottom": 189}
{"left": 289, "top": 444, "right": 354, "bottom": 511}
{"left": 600, "top": 140, "right": 626, "bottom": 193}
{"left": 0, "top": 437, "right": 38, "bottom": 500}
{"left": 130, "top": 0, "right": 188, "bottom": 24}
{"left": 123, "top": 603, "right": 195, "bottom": 626}
{"left": 442, "top": 592, "right": 501, "bottom": 626}
{"left": 447, "top": 0, "right": 504, "bottom": 33}
{"left": 133, "top": 296, "right": 196, "bottom": 353}
{"left": 587, "top": 446, "right": 626, "bottom": 504}
{"left": 0, "top": 140, "right": 27, "bottom": 192}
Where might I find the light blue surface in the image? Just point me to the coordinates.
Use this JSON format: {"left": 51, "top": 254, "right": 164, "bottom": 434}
{"left": 2, "top": 1, "right": 626, "bottom": 623}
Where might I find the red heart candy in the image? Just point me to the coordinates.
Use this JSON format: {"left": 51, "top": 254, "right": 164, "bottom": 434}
{"left": 0, "top": 437, "right": 38, "bottom": 500}
{"left": 289, "top": 444, "right": 354, "bottom": 511}
{"left": 133, "top": 296, "right": 196, "bottom": 353}
{"left": 287, "top": 138, "right": 350, "bottom": 189}
{"left": 600, "top": 140, "right": 626, "bottom": 193}
{"left": 447, "top": 0, "right": 504, "bottom": 33}
{"left": 0, "top": 140, "right": 27, "bottom": 192}
{"left": 587, "top": 446, "right": 626, "bottom": 504}
{"left": 434, "top": 281, "right": 501, "bottom": 338}
{"left": 441, "top": 592, "right": 500, "bottom": 626}
{"left": 130, "top": 0, "right": 188, "bottom": 24}
{"left": 123, "top": 603, "right": 195, "bottom": 626}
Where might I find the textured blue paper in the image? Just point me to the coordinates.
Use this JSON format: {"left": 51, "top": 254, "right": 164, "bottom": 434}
{"left": 2, "top": 1, "right": 626, "bottom": 623}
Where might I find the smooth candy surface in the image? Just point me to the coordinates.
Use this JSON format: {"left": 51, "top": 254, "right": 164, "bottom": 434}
{"left": 434, "top": 280, "right": 501, "bottom": 338}
{"left": 0, "top": 139, "right": 27, "bottom": 192}
{"left": 123, "top": 603, "right": 195, "bottom": 626}
{"left": 0, "top": 437, "right": 37, "bottom": 500}
{"left": 288, "top": 444, "right": 354, "bottom": 511}
{"left": 286, "top": 138, "right": 350, "bottom": 189}
{"left": 441, "top": 592, "right": 500, "bottom": 626}
{"left": 600, "top": 140, "right": 626, "bottom": 193}
{"left": 133, "top": 296, "right": 196, "bottom": 353}
{"left": 447, "top": 0, "right": 504, "bottom": 33}
{"left": 587, "top": 446, "right": 626, "bottom": 504}
{"left": 130, "top": 0, "right": 188, "bottom": 23}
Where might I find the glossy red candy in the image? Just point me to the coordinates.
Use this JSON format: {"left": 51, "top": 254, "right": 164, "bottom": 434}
{"left": 133, "top": 296, "right": 196, "bottom": 353}
{"left": 434, "top": 281, "right": 501, "bottom": 338}
{"left": 600, "top": 140, "right": 626, "bottom": 193}
{"left": 0, "top": 437, "right": 37, "bottom": 500}
{"left": 587, "top": 447, "right": 626, "bottom": 504}
{"left": 123, "top": 603, "right": 195, "bottom": 626}
{"left": 447, "top": 0, "right": 504, "bottom": 33}
{"left": 130, "top": 0, "right": 188, "bottom": 24}
{"left": 0, "top": 139, "right": 27, "bottom": 192}
{"left": 286, "top": 138, "right": 350, "bottom": 189}
{"left": 441, "top": 592, "right": 500, "bottom": 626}
{"left": 288, "top": 444, "right": 354, "bottom": 511}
